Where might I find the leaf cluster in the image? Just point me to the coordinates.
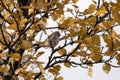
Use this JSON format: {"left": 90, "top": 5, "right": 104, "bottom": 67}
{"left": 0, "top": 0, "right": 120, "bottom": 80}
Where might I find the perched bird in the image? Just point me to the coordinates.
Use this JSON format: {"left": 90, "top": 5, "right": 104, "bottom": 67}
{"left": 44, "top": 31, "right": 61, "bottom": 48}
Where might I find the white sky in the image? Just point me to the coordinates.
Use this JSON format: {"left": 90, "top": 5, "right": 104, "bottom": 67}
{"left": 37, "top": 0, "right": 120, "bottom": 80}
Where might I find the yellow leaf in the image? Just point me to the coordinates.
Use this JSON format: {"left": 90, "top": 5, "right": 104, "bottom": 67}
{"left": 96, "top": 6, "right": 106, "bottom": 16}
{"left": 76, "top": 18, "right": 86, "bottom": 27}
{"left": 38, "top": 61, "right": 45, "bottom": 65}
{"left": 48, "top": 68, "right": 58, "bottom": 75}
{"left": 91, "top": 54, "right": 102, "bottom": 62}
{"left": 0, "top": 4, "right": 3, "bottom": 11}
{"left": 105, "top": 48, "right": 116, "bottom": 56}
{"left": 61, "top": 17, "right": 74, "bottom": 29}
{"left": 92, "top": 0, "right": 97, "bottom": 4}
{"left": 72, "top": 0, "right": 78, "bottom": 3}
{"left": 9, "top": 3, "right": 14, "bottom": 11}
{"left": 53, "top": 65, "right": 61, "bottom": 71}
{"left": 88, "top": 68, "right": 92, "bottom": 78}
{"left": 12, "top": 53, "right": 21, "bottom": 61}
{"left": 67, "top": 8, "right": 73, "bottom": 14}
{"left": 35, "top": 1, "right": 47, "bottom": 10}
{"left": 29, "top": 8, "right": 34, "bottom": 15}
{"left": 87, "top": 4, "right": 96, "bottom": 14}
{"left": 88, "top": 46, "right": 100, "bottom": 54}
{"left": 25, "top": 71, "right": 32, "bottom": 80}
{"left": 111, "top": 30, "right": 118, "bottom": 40}
{"left": 7, "top": 18, "right": 15, "bottom": 24}
{"left": 113, "top": 39, "right": 120, "bottom": 50}
{"left": 21, "top": 6, "right": 32, "bottom": 9}
{"left": 80, "top": 51, "right": 87, "bottom": 57}
{"left": 19, "top": 18, "right": 28, "bottom": 25}
{"left": 116, "top": 54, "right": 120, "bottom": 61}
{"left": 73, "top": 4, "right": 79, "bottom": 8}
{"left": 8, "top": 23, "right": 17, "bottom": 30}
{"left": 57, "top": 48, "right": 66, "bottom": 55}
{"left": 89, "top": 52, "right": 95, "bottom": 58}
{"left": 55, "top": 76, "right": 63, "bottom": 80}
{"left": 0, "top": 44, "right": 5, "bottom": 51}
{"left": 117, "top": 61, "right": 120, "bottom": 65}
{"left": 15, "top": 68, "right": 21, "bottom": 75}
{"left": 20, "top": 68, "right": 27, "bottom": 75}
{"left": 64, "top": 62, "right": 71, "bottom": 68}
{"left": 23, "top": 62, "right": 31, "bottom": 68}
{"left": 0, "top": 65, "right": 4, "bottom": 72}
{"left": 51, "top": 9, "right": 64, "bottom": 21}
{"left": 102, "top": 20, "right": 116, "bottom": 28}
{"left": 4, "top": 11, "right": 9, "bottom": 19}
{"left": 49, "top": 65, "right": 61, "bottom": 75}
{"left": 3, "top": 64, "right": 10, "bottom": 75}
{"left": 39, "top": 65, "right": 45, "bottom": 74}
{"left": 79, "top": 27, "right": 87, "bottom": 37}
{"left": 79, "top": 43, "right": 85, "bottom": 50}
{"left": 0, "top": 52, "right": 8, "bottom": 57}
{"left": 21, "top": 40, "right": 32, "bottom": 49}
{"left": 56, "top": 9, "right": 64, "bottom": 17}
{"left": 36, "top": 51, "right": 44, "bottom": 58}
{"left": 23, "top": 54, "right": 31, "bottom": 59}
{"left": 64, "top": 0, "right": 69, "bottom": 4}
{"left": 86, "top": 61, "right": 93, "bottom": 67}
{"left": 84, "top": 37, "right": 92, "bottom": 44}
{"left": 11, "top": 13, "right": 19, "bottom": 18}
{"left": 71, "top": 51, "right": 80, "bottom": 57}
{"left": 103, "top": 34, "right": 112, "bottom": 47}
{"left": 69, "top": 28, "right": 77, "bottom": 37}
{"left": 91, "top": 35, "right": 100, "bottom": 45}
{"left": 85, "top": 16, "right": 96, "bottom": 26}
{"left": 102, "top": 64, "right": 111, "bottom": 74}
{"left": 38, "top": 18, "right": 47, "bottom": 34}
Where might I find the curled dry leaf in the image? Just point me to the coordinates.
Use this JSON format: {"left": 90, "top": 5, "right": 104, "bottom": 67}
{"left": 64, "top": 62, "right": 71, "bottom": 68}
{"left": 12, "top": 53, "right": 21, "bottom": 61}
{"left": 88, "top": 68, "right": 92, "bottom": 78}
{"left": 102, "top": 64, "right": 111, "bottom": 74}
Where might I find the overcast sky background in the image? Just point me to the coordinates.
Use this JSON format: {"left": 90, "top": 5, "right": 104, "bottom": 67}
{"left": 36, "top": 0, "right": 120, "bottom": 80}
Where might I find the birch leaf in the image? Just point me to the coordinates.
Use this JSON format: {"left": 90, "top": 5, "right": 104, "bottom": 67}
{"left": 102, "top": 64, "right": 111, "bottom": 74}
{"left": 88, "top": 68, "right": 92, "bottom": 78}
{"left": 72, "top": 0, "right": 78, "bottom": 3}
{"left": 12, "top": 53, "right": 21, "bottom": 61}
{"left": 57, "top": 48, "right": 66, "bottom": 55}
{"left": 19, "top": 18, "right": 28, "bottom": 25}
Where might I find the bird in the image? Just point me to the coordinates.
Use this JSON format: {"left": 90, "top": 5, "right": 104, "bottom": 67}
{"left": 44, "top": 31, "right": 61, "bottom": 48}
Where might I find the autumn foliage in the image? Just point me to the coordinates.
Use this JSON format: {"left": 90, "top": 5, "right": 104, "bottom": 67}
{"left": 0, "top": 0, "right": 120, "bottom": 80}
